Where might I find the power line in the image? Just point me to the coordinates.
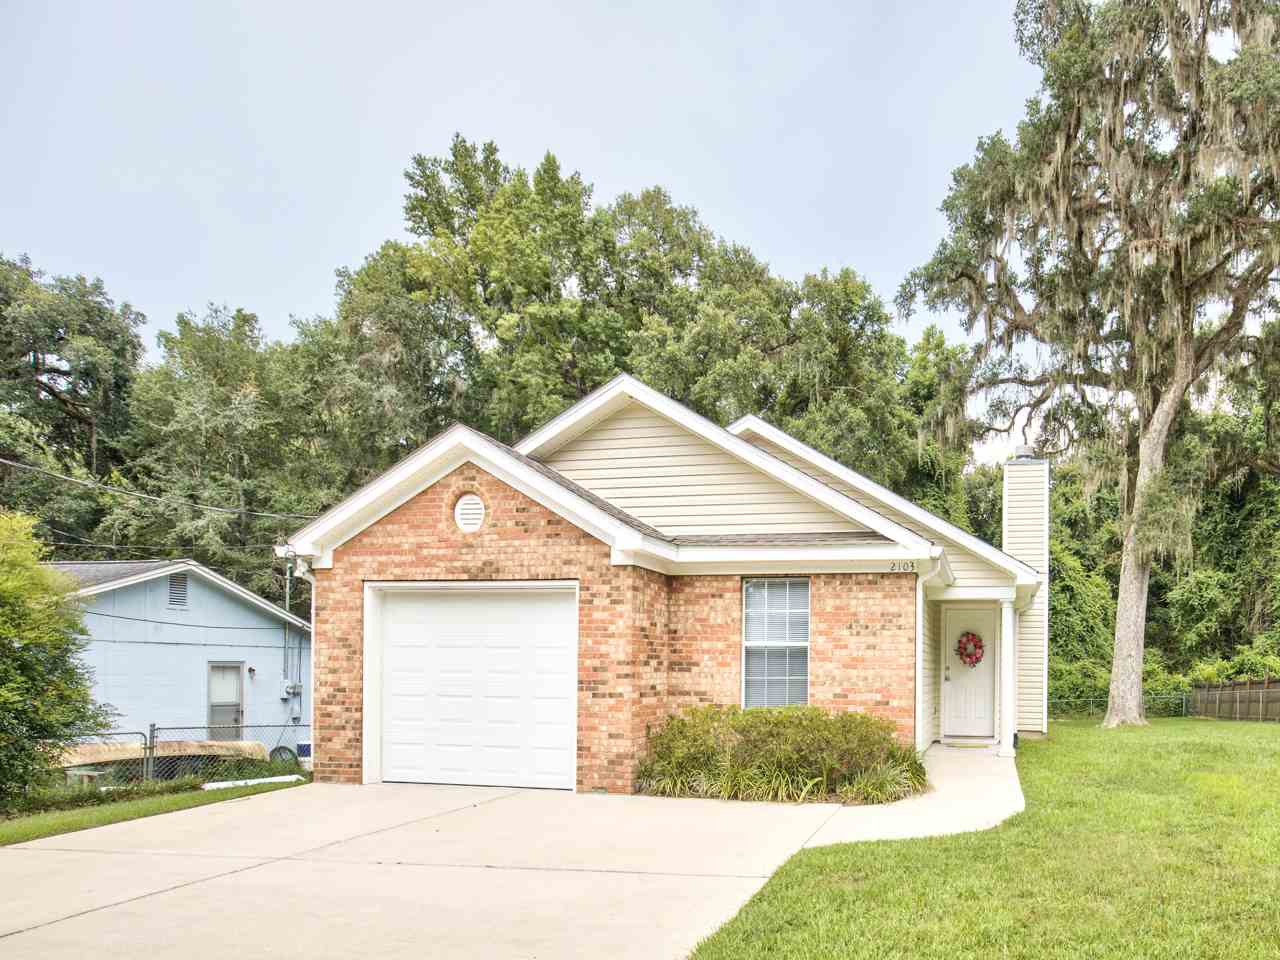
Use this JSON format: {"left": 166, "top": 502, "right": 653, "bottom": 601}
{"left": 46, "top": 526, "right": 276, "bottom": 551}
{"left": 82, "top": 609, "right": 289, "bottom": 631}
{"left": 0, "top": 456, "right": 317, "bottom": 520}
{"left": 49, "top": 540, "right": 280, "bottom": 550}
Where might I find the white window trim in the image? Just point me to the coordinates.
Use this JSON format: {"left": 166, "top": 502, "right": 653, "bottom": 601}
{"left": 740, "top": 576, "right": 811, "bottom": 708}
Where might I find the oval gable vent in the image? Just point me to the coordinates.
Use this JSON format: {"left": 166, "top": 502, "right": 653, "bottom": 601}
{"left": 454, "top": 494, "right": 485, "bottom": 532}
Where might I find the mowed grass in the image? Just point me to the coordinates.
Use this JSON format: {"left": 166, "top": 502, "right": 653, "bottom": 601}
{"left": 0, "top": 779, "right": 303, "bottom": 846}
{"left": 693, "top": 719, "right": 1280, "bottom": 960}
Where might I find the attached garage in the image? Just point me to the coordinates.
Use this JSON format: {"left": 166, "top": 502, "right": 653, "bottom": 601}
{"left": 365, "top": 582, "right": 578, "bottom": 790}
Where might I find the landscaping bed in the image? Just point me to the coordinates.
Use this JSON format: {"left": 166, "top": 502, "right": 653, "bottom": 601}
{"left": 636, "top": 705, "right": 927, "bottom": 804}
{"left": 692, "top": 719, "right": 1280, "bottom": 959}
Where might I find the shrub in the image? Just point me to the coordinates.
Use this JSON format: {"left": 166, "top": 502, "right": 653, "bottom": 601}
{"left": 0, "top": 513, "right": 112, "bottom": 806}
{"left": 635, "top": 705, "right": 927, "bottom": 804}
{"left": 2, "top": 776, "right": 205, "bottom": 817}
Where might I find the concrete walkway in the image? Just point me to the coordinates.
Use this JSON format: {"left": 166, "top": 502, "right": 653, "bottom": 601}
{"left": 0, "top": 746, "right": 1023, "bottom": 959}
{"left": 806, "top": 744, "right": 1025, "bottom": 846}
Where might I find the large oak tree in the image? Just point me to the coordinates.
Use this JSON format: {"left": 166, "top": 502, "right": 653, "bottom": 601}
{"left": 899, "top": 0, "right": 1280, "bottom": 725}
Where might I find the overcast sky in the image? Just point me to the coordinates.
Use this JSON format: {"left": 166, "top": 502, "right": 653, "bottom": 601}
{"left": 2, "top": 1, "right": 1040, "bottom": 355}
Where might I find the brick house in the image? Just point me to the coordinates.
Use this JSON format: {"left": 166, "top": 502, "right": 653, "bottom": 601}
{"left": 282, "top": 376, "right": 1048, "bottom": 792}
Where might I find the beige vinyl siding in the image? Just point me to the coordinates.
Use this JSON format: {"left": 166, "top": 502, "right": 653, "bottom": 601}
{"left": 922, "top": 597, "right": 942, "bottom": 742}
{"left": 1004, "top": 460, "right": 1050, "bottom": 733}
{"left": 542, "top": 403, "right": 865, "bottom": 535}
{"left": 749, "top": 438, "right": 1013, "bottom": 587}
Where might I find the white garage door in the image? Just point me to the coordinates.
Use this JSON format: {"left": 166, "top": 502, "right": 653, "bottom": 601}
{"left": 380, "top": 586, "right": 577, "bottom": 789}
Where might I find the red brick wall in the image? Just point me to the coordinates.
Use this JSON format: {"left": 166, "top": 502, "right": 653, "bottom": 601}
{"left": 809, "top": 573, "right": 917, "bottom": 743}
{"left": 665, "top": 576, "right": 742, "bottom": 713}
{"left": 312, "top": 463, "right": 654, "bottom": 792}
{"left": 310, "top": 462, "right": 917, "bottom": 792}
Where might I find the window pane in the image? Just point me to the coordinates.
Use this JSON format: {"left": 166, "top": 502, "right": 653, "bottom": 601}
{"left": 766, "top": 647, "right": 789, "bottom": 678}
{"left": 742, "top": 579, "right": 809, "bottom": 707}
{"left": 767, "top": 678, "right": 787, "bottom": 707}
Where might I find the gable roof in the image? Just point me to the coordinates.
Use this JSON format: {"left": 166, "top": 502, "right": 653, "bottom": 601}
{"left": 46, "top": 558, "right": 311, "bottom": 631}
{"left": 282, "top": 418, "right": 917, "bottom": 573}
{"left": 514, "top": 375, "right": 932, "bottom": 550}
{"left": 726, "top": 414, "right": 1041, "bottom": 584}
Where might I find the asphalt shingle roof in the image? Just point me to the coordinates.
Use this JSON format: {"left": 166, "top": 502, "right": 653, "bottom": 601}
{"left": 44, "top": 559, "right": 184, "bottom": 590}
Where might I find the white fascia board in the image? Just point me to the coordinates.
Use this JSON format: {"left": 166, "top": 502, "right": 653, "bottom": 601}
{"left": 729, "top": 414, "right": 1041, "bottom": 585}
{"left": 73, "top": 560, "right": 310, "bottom": 632}
{"left": 927, "top": 584, "right": 1017, "bottom": 602}
{"left": 514, "top": 376, "right": 931, "bottom": 551}
{"left": 613, "top": 542, "right": 935, "bottom": 576}
{"left": 513, "top": 374, "right": 636, "bottom": 457}
{"left": 285, "top": 425, "right": 642, "bottom": 568}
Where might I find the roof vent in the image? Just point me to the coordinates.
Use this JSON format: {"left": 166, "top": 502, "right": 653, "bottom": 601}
{"left": 454, "top": 494, "right": 485, "bottom": 532}
{"left": 1013, "top": 445, "right": 1036, "bottom": 460}
{"left": 167, "top": 572, "right": 189, "bottom": 606}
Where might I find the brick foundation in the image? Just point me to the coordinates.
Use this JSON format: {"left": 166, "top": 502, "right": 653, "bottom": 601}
{"left": 310, "top": 463, "right": 916, "bottom": 792}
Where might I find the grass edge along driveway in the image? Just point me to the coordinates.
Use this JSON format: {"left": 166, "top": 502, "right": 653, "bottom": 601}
{"left": 1, "top": 780, "right": 302, "bottom": 846}
{"left": 693, "top": 719, "right": 1280, "bottom": 960}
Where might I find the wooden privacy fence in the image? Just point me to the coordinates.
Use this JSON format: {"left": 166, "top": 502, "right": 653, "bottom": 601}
{"left": 1189, "top": 677, "right": 1280, "bottom": 722}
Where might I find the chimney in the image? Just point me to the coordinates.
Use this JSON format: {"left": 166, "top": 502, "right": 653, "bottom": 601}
{"left": 1003, "top": 448, "right": 1050, "bottom": 734}
{"left": 1002, "top": 449, "right": 1048, "bottom": 572}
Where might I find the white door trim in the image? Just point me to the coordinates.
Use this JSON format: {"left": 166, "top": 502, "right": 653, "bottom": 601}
{"left": 361, "top": 580, "right": 580, "bottom": 787}
{"left": 940, "top": 605, "right": 998, "bottom": 739}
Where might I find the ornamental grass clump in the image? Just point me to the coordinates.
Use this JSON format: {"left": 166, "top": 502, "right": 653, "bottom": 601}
{"left": 635, "top": 705, "right": 928, "bottom": 804}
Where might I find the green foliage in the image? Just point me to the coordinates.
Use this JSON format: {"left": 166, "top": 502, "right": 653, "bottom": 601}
{"left": 91, "top": 307, "right": 322, "bottom": 612}
{"left": 1049, "top": 650, "right": 1189, "bottom": 715}
{"left": 0, "top": 513, "right": 111, "bottom": 804}
{"left": 0, "top": 255, "right": 144, "bottom": 478}
{"left": 836, "top": 750, "right": 927, "bottom": 806}
{"left": 635, "top": 705, "right": 926, "bottom": 805}
{"left": 2, "top": 775, "right": 203, "bottom": 816}
{"left": 1186, "top": 637, "right": 1280, "bottom": 685}
{"left": 1048, "top": 538, "right": 1115, "bottom": 663}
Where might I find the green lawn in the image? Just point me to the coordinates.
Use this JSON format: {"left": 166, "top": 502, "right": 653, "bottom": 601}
{"left": 693, "top": 719, "right": 1280, "bottom": 960}
{"left": 0, "top": 779, "right": 303, "bottom": 846}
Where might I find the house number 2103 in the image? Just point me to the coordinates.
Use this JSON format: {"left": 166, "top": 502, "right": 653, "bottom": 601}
{"left": 888, "top": 561, "right": 916, "bottom": 572}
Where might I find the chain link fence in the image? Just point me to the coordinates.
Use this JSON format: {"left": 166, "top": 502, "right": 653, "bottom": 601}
{"left": 60, "top": 724, "right": 310, "bottom": 787}
{"left": 1049, "top": 693, "right": 1190, "bottom": 719}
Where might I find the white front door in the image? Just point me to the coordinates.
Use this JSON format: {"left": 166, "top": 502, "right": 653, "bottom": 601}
{"left": 380, "top": 587, "right": 578, "bottom": 789}
{"left": 942, "top": 607, "right": 997, "bottom": 738}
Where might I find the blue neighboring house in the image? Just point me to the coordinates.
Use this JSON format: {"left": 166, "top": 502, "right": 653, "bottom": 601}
{"left": 46, "top": 559, "right": 311, "bottom": 755}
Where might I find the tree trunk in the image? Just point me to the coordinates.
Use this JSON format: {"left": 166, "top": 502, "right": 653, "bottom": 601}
{"left": 1105, "top": 522, "right": 1151, "bottom": 726}
{"left": 1103, "top": 374, "right": 1186, "bottom": 728}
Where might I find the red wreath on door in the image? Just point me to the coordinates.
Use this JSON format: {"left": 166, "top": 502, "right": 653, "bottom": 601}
{"left": 956, "top": 631, "right": 984, "bottom": 668}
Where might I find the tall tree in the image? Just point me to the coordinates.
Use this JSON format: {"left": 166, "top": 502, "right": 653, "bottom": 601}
{"left": 899, "top": 0, "right": 1280, "bottom": 725}
{"left": 0, "top": 256, "right": 144, "bottom": 475}
{"left": 98, "top": 307, "right": 314, "bottom": 610}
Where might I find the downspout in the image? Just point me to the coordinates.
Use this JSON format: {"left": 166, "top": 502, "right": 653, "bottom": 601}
{"left": 915, "top": 548, "right": 947, "bottom": 753}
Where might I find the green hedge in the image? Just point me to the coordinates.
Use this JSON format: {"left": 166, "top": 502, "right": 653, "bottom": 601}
{"left": 635, "top": 705, "right": 927, "bottom": 804}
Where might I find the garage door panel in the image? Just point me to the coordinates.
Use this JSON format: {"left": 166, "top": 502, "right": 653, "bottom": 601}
{"left": 380, "top": 587, "right": 577, "bottom": 789}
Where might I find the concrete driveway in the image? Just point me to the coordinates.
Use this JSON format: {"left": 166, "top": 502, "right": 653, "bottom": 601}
{"left": 0, "top": 747, "right": 1022, "bottom": 959}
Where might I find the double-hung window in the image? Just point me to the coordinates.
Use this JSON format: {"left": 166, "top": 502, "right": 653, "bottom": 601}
{"left": 742, "top": 577, "right": 809, "bottom": 707}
